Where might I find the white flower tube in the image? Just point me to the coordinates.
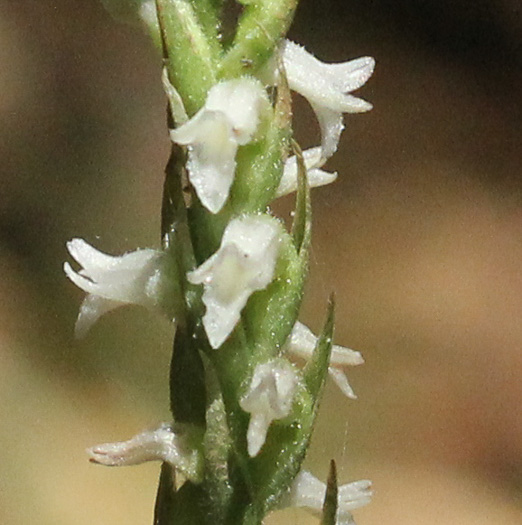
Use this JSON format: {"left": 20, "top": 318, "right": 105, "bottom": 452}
{"left": 170, "top": 78, "right": 269, "bottom": 213}
{"left": 64, "top": 238, "right": 166, "bottom": 337}
{"left": 239, "top": 359, "right": 299, "bottom": 457}
{"left": 187, "top": 215, "right": 282, "bottom": 349}
{"left": 286, "top": 322, "right": 364, "bottom": 399}
{"left": 281, "top": 40, "right": 374, "bottom": 161}
{"left": 87, "top": 422, "right": 203, "bottom": 483}
{"left": 280, "top": 469, "right": 372, "bottom": 525}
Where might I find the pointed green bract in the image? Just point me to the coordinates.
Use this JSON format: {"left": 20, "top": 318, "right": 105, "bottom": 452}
{"left": 321, "top": 460, "right": 339, "bottom": 525}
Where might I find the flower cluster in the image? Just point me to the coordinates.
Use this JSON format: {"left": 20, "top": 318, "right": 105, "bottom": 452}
{"left": 66, "top": 34, "right": 374, "bottom": 523}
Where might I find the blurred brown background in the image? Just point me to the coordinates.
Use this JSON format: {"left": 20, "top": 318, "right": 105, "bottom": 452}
{"left": 1, "top": 1, "right": 521, "bottom": 523}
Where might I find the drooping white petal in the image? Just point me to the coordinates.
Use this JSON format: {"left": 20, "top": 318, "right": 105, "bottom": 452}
{"left": 170, "top": 78, "right": 269, "bottom": 213}
{"left": 87, "top": 423, "right": 203, "bottom": 483}
{"left": 187, "top": 216, "right": 282, "bottom": 349}
{"left": 276, "top": 146, "right": 337, "bottom": 198}
{"left": 285, "top": 322, "right": 364, "bottom": 399}
{"left": 281, "top": 40, "right": 374, "bottom": 160}
{"left": 64, "top": 238, "right": 167, "bottom": 336}
{"left": 279, "top": 469, "right": 372, "bottom": 524}
{"left": 239, "top": 359, "right": 299, "bottom": 457}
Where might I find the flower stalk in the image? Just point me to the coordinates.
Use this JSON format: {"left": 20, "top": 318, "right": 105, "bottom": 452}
{"left": 66, "top": 0, "right": 376, "bottom": 523}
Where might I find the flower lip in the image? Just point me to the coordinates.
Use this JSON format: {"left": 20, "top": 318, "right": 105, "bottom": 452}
{"left": 187, "top": 215, "right": 282, "bottom": 349}
{"left": 239, "top": 359, "right": 299, "bottom": 457}
{"left": 170, "top": 78, "right": 269, "bottom": 213}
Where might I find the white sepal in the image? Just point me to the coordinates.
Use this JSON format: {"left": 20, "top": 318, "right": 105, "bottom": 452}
{"left": 170, "top": 78, "right": 269, "bottom": 213}
{"left": 280, "top": 469, "right": 372, "bottom": 524}
{"left": 187, "top": 215, "right": 282, "bottom": 349}
{"left": 239, "top": 359, "right": 299, "bottom": 457}
{"left": 285, "top": 322, "right": 364, "bottom": 399}
{"left": 64, "top": 238, "right": 166, "bottom": 337}
{"left": 276, "top": 146, "right": 337, "bottom": 198}
{"left": 282, "top": 40, "right": 374, "bottom": 160}
{"left": 87, "top": 423, "right": 203, "bottom": 483}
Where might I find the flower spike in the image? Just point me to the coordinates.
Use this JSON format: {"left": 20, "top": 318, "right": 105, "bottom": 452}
{"left": 187, "top": 215, "right": 282, "bottom": 349}
{"left": 281, "top": 40, "right": 375, "bottom": 160}
{"left": 170, "top": 78, "right": 269, "bottom": 213}
{"left": 64, "top": 238, "right": 167, "bottom": 337}
{"left": 286, "top": 322, "right": 364, "bottom": 399}
{"left": 239, "top": 359, "right": 299, "bottom": 457}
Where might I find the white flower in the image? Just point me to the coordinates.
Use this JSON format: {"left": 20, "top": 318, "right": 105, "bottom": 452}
{"left": 285, "top": 322, "right": 364, "bottom": 399}
{"left": 87, "top": 422, "right": 203, "bottom": 483}
{"left": 64, "top": 238, "right": 166, "bottom": 337}
{"left": 187, "top": 216, "right": 282, "bottom": 349}
{"left": 239, "top": 359, "right": 299, "bottom": 457}
{"left": 280, "top": 469, "right": 372, "bottom": 525}
{"left": 170, "top": 78, "right": 269, "bottom": 213}
{"left": 276, "top": 146, "right": 337, "bottom": 198}
{"left": 281, "top": 40, "right": 374, "bottom": 161}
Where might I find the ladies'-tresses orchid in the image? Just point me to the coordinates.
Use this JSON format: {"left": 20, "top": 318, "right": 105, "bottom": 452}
{"left": 64, "top": 238, "right": 173, "bottom": 337}
{"left": 277, "top": 40, "right": 375, "bottom": 162}
{"left": 286, "top": 322, "right": 364, "bottom": 399}
{"left": 279, "top": 469, "right": 372, "bottom": 525}
{"left": 187, "top": 215, "right": 283, "bottom": 349}
{"left": 239, "top": 359, "right": 299, "bottom": 457}
{"left": 170, "top": 78, "right": 269, "bottom": 214}
{"left": 87, "top": 422, "right": 204, "bottom": 483}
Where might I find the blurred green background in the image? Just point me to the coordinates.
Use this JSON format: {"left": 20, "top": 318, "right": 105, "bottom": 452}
{"left": 1, "top": 1, "right": 521, "bottom": 523}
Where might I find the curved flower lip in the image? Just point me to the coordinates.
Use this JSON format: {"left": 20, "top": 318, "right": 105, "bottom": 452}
{"left": 279, "top": 469, "right": 372, "bottom": 523}
{"left": 285, "top": 321, "right": 364, "bottom": 399}
{"left": 239, "top": 359, "right": 299, "bottom": 457}
{"left": 64, "top": 238, "right": 166, "bottom": 337}
{"left": 276, "top": 146, "right": 337, "bottom": 198}
{"left": 187, "top": 215, "right": 282, "bottom": 349}
{"left": 170, "top": 78, "right": 269, "bottom": 213}
{"left": 280, "top": 40, "right": 375, "bottom": 161}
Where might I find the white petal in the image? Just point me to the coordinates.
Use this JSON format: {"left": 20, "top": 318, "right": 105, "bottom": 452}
{"left": 187, "top": 216, "right": 282, "bottom": 349}
{"left": 87, "top": 423, "right": 203, "bottom": 482}
{"left": 280, "top": 469, "right": 372, "bottom": 522}
{"left": 204, "top": 79, "right": 267, "bottom": 145}
{"left": 282, "top": 41, "right": 373, "bottom": 114}
{"left": 75, "top": 295, "right": 122, "bottom": 339}
{"left": 170, "top": 79, "right": 268, "bottom": 213}
{"left": 281, "top": 40, "right": 374, "bottom": 161}
{"left": 328, "top": 367, "right": 357, "bottom": 400}
{"left": 309, "top": 103, "right": 344, "bottom": 160}
{"left": 276, "top": 147, "right": 338, "bottom": 198}
{"left": 285, "top": 322, "right": 363, "bottom": 398}
{"left": 240, "top": 360, "right": 299, "bottom": 456}
{"left": 64, "top": 239, "right": 166, "bottom": 335}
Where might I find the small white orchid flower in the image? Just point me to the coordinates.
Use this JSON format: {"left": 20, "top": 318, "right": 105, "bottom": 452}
{"left": 170, "top": 78, "right": 269, "bottom": 213}
{"left": 87, "top": 422, "right": 203, "bottom": 483}
{"left": 281, "top": 40, "right": 374, "bottom": 161}
{"left": 64, "top": 238, "right": 167, "bottom": 337}
{"left": 280, "top": 469, "right": 372, "bottom": 524}
{"left": 276, "top": 146, "right": 337, "bottom": 198}
{"left": 187, "top": 215, "right": 282, "bottom": 349}
{"left": 286, "top": 322, "right": 364, "bottom": 399}
{"left": 239, "top": 359, "right": 299, "bottom": 457}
